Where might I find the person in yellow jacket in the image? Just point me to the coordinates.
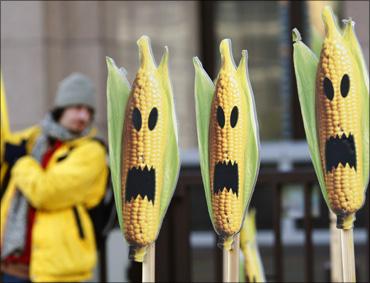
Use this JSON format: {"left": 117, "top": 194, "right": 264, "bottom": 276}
{"left": 0, "top": 73, "right": 108, "bottom": 282}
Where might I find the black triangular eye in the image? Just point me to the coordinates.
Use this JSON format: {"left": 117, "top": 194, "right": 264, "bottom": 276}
{"left": 148, "top": 107, "right": 158, "bottom": 130}
{"left": 230, "top": 106, "right": 238, "bottom": 128}
{"left": 323, "top": 77, "right": 334, "bottom": 101}
{"left": 340, "top": 74, "right": 350, "bottom": 98}
{"left": 217, "top": 106, "right": 225, "bottom": 128}
{"left": 132, "top": 107, "right": 142, "bottom": 131}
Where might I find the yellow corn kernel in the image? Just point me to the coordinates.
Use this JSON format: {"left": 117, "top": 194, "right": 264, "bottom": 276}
{"left": 121, "top": 36, "right": 167, "bottom": 253}
{"left": 316, "top": 8, "right": 363, "bottom": 225}
{"left": 209, "top": 40, "right": 247, "bottom": 239}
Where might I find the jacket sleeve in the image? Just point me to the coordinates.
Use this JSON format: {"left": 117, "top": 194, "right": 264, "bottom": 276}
{"left": 1, "top": 126, "right": 40, "bottom": 193}
{"left": 11, "top": 141, "right": 107, "bottom": 210}
{"left": 1, "top": 126, "right": 39, "bottom": 161}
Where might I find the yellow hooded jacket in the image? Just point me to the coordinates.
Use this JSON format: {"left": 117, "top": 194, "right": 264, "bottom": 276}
{"left": 1, "top": 126, "right": 108, "bottom": 282}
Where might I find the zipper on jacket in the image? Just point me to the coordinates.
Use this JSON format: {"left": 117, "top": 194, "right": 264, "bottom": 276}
{"left": 72, "top": 206, "right": 85, "bottom": 239}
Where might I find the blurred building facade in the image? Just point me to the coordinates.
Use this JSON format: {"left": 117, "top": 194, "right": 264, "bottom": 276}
{"left": 1, "top": 1, "right": 368, "bottom": 147}
{"left": 1, "top": 1, "right": 199, "bottom": 148}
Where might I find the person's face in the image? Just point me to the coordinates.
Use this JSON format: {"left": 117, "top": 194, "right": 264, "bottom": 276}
{"left": 59, "top": 105, "right": 93, "bottom": 134}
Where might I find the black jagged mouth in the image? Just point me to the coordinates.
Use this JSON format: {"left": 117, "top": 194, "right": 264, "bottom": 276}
{"left": 325, "top": 133, "right": 356, "bottom": 172}
{"left": 213, "top": 160, "right": 238, "bottom": 196}
{"left": 125, "top": 166, "right": 155, "bottom": 202}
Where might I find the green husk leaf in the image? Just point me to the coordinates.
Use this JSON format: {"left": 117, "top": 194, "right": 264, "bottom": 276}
{"left": 342, "top": 19, "right": 369, "bottom": 91}
{"left": 239, "top": 257, "right": 246, "bottom": 283}
{"left": 237, "top": 50, "right": 261, "bottom": 217}
{"left": 342, "top": 19, "right": 370, "bottom": 188}
{"left": 193, "top": 57, "right": 215, "bottom": 224}
{"left": 106, "top": 56, "right": 131, "bottom": 231}
{"left": 292, "top": 28, "right": 329, "bottom": 206}
{"left": 158, "top": 46, "right": 180, "bottom": 220}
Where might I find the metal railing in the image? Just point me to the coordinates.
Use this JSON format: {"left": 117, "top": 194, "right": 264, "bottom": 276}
{"left": 98, "top": 167, "right": 369, "bottom": 282}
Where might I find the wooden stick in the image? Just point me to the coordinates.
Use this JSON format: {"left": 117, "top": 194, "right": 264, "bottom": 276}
{"left": 142, "top": 243, "right": 155, "bottom": 282}
{"left": 223, "top": 234, "right": 240, "bottom": 282}
{"left": 229, "top": 234, "right": 240, "bottom": 283}
{"left": 329, "top": 210, "right": 341, "bottom": 283}
{"left": 340, "top": 228, "right": 356, "bottom": 283}
{"left": 222, "top": 246, "right": 230, "bottom": 282}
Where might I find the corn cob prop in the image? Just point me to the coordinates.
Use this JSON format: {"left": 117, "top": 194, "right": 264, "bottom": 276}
{"left": 305, "top": 9, "right": 343, "bottom": 281}
{"left": 240, "top": 209, "right": 266, "bottom": 283}
{"left": 1, "top": 73, "right": 10, "bottom": 161}
{"left": 194, "top": 39, "right": 260, "bottom": 281}
{"left": 293, "top": 6, "right": 369, "bottom": 282}
{"left": 106, "top": 36, "right": 180, "bottom": 266}
{"left": 1, "top": 73, "right": 11, "bottom": 184}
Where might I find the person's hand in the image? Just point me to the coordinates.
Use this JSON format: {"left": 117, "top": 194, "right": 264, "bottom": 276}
{"left": 4, "top": 139, "right": 27, "bottom": 166}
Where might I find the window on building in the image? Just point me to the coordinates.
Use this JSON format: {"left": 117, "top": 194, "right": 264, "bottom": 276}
{"left": 199, "top": 1, "right": 342, "bottom": 141}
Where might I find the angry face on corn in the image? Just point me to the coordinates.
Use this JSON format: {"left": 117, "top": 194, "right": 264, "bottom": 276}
{"left": 209, "top": 40, "right": 248, "bottom": 237}
{"left": 316, "top": 8, "right": 363, "bottom": 219}
{"left": 121, "top": 37, "right": 168, "bottom": 247}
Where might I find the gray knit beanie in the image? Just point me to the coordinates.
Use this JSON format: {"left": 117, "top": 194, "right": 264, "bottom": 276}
{"left": 54, "top": 73, "right": 96, "bottom": 110}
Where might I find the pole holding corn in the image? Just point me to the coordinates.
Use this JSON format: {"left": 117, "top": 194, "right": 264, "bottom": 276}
{"left": 194, "top": 39, "right": 260, "bottom": 282}
{"left": 329, "top": 210, "right": 342, "bottom": 283}
{"left": 106, "top": 35, "right": 180, "bottom": 282}
{"left": 293, "top": 6, "right": 369, "bottom": 283}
